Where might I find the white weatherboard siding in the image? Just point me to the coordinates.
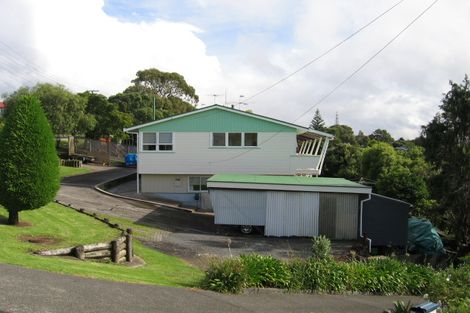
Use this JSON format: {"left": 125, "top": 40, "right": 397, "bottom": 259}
{"left": 140, "top": 174, "right": 189, "bottom": 193}
{"left": 210, "top": 190, "right": 266, "bottom": 226}
{"left": 138, "top": 132, "right": 321, "bottom": 175}
{"left": 265, "top": 191, "right": 320, "bottom": 237}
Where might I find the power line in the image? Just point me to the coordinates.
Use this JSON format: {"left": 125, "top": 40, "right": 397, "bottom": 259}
{"left": 243, "top": 0, "right": 406, "bottom": 103}
{"left": 292, "top": 0, "right": 440, "bottom": 123}
{"left": 210, "top": 0, "right": 440, "bottom": 164}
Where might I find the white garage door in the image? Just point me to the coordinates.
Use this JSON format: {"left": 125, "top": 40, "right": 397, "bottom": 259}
{"left": 265, "top": 191, "right": 320, "bottom": 237}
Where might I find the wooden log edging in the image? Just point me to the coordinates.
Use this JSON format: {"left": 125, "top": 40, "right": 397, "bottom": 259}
{"left": 54, "top": 200, "right": 126, "bottom": 233}
{"left": 35, "top": 231, "right": 133, "bottom": 264}
{"left": 48, "top": 201, "right": 134, "bottom": 263}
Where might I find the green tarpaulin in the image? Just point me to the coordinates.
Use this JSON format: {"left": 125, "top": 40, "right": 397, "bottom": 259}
{"left": 408, "top": 217, "right": 444, "bottom": 255}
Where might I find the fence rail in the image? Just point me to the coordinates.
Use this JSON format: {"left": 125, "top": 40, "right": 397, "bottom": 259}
{"left": 57, "top": 136, "right": 136, "bottom": 164}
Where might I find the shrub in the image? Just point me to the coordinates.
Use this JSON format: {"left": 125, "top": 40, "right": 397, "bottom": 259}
{"left": 444, "top": 299, "right": 470, "bottom": 313}
{"left": 300, "top": 258, "right": 350, "bottom": 293}
{"left": 240, "top": 254, "right": 291, "bottom": 288}
{"left": 429, "top": 264, "right": 470, "bottom": 307}
{"left": 202, "top": 258, "right": 246, "bottom": 293}
{"left": 311, "top": 235, "right": 331, "bottom": 260}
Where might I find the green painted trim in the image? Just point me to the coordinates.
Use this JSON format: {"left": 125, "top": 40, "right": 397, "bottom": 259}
{"left": 208, "top": 174, "right": 369, "bottom": 188}
{"left": 138, "top": 107, "right": 296, "bottom": 133}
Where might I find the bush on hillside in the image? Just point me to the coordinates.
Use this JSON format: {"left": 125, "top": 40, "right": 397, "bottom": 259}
{"left": 240, "top": 254, "right": 291, "bottom": 288}
{"left": 311, "top": 235, "right": 331, "bottom": 260}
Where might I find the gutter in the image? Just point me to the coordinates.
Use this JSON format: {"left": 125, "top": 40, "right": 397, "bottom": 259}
{"left": 359, "top": 193, "right": 372, "bottom": 253}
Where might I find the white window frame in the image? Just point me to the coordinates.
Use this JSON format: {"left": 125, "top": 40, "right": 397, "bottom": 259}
{"left": 188, "top": 176, "right": 210, "bottom": 192}
{"left": 210, "top": 132, "right": 258, "bottom": 148}
{"left": 140, "top": 132, "right": 174, "bottom": 152}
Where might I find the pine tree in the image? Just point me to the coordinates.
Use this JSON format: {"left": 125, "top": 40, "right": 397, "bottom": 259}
{"left": 309, "top": 109, "right": 325, "bottom": 131}
{"left": 0, "top": 95, "right": 59, "bottom": 225}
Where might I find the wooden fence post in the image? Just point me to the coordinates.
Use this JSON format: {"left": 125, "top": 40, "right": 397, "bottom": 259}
{"left": 126, "top": 228, "right": 133, "bottom": 262}
{"left": 111, "top": 240, "right": 118, "bottom": 263}
{"left": 74, "top": 245, "right": 85, "bottom": 260}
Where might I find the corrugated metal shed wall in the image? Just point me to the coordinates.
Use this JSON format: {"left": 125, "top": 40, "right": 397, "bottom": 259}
{"left": 334, "top": 193, "right": 359, "bottom": 239}
{"left": 319, "top": 193, "right": 337, "bottom": 238}
{"left": 319, "top": 193, "right": 359, "bottom": 240}
{"left": 210, "top": 190, "right": 266, "bottom": 226}
{"left": 265, "top": 191, "right": 319, "bottom": 237}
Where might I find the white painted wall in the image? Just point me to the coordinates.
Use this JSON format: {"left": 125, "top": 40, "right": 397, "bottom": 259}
{"left": 140, "top": 174, "right": 189, "bottom": 193}
{"left": 138, "top": 132, "right": 321, "bottom": 175}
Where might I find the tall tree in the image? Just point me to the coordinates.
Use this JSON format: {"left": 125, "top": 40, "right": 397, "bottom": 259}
{"left": 4, "top": 84, "right": 91, "bottom": 136}
{"left": 0, "top": 95, "right": 59, "bottom": 225}
{"left": 356, "top": 130, "right": 370, "bottom": 147}
{"left": 323, "top": 125, "right": 361, "bottom": 179}
{"left": 130, "top": 68, "right": 199, "bottom": 104}
{"left": 421, "top": 76, "right": 470, "bottom": 248}
{"left": 369, "top": 128, "right": 394, "bottom": 144}
{"left": 81, "top": 92, "right": 133, "bottom": 140}
{"left": 309, "top": 109, "right": 326, "bottom": 131}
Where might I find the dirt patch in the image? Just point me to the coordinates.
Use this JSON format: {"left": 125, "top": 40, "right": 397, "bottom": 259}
{"left": 16, "top": 221, "right": 33, "bottom": 227}
{"left": 20, "top": 235, "right": 61, "bottom": 245}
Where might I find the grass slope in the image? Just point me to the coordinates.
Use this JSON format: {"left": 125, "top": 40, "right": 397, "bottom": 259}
{"left": 59, "top": 166, "right": 92, "bottom": 178}
{"left": 0, "top": 203, "right": 202, "bottom": 287}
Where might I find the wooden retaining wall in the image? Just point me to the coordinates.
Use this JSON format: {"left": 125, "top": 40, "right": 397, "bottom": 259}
{"left": 38, "top": 200, "right": 135, "bottom": 263}
{"left": 36, "top": 231, "right": 133, "bottom": 263}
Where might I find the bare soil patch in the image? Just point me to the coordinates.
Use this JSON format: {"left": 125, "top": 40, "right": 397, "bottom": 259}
{"left": 20, "top": 235, "right": 61, "bottom": 245}
{"left": 16, "top": 221, "right": 33, "bottom": 227}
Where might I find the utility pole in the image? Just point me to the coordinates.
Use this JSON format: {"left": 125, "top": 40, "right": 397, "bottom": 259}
{"left": 335, "top": 112, "right": 339, "bottom": 125}
{"left": 153, "top": 96, "right": 156, "bottom": 120}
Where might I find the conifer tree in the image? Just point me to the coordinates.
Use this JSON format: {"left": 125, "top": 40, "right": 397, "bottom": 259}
{"left": 309, "top": 109, "right": 326, "bottom": 131}
{"left": 0, "top": 95, "right": 59, "bottom": 225}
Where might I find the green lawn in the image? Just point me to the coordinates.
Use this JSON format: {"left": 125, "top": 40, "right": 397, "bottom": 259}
{"left": 0, "top": 204, "right": 203, "bottom": 287}
{"left": 59, "top": 166, "right": 92, "bottom": 178}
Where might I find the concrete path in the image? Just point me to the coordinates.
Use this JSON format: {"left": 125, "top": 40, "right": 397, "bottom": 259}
{"left": 0, "top": 264, "right": 421, "bottom": 313}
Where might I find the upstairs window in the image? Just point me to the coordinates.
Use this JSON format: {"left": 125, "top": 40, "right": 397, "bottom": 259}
{"left": 211, "top": 132, "right": 258, "bottom": 147}
{"left": 142, "top": 132, "right": 173, "bottom": 152}
{"left": 244, "top": 133, "right": 258, "bottom": 146}
{"left": 159, "top": 132, "right": 173, "bottom": 151}
{"left": 212, "top": 133, "right": 226, "bottom": 146}
{"left": 142, "top": 133, "right": 157, "bottom": 151}
{"left": 228, "top": 133, "right": 242, "bottom": 146}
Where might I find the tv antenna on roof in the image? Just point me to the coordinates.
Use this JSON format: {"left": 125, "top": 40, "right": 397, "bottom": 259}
{"left": 207, "top": 94, "right": 223, "bottom": 105}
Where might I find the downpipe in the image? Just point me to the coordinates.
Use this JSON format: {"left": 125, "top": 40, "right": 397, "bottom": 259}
{"left": 360, "top": 194, "right": 372, "bottom": 253}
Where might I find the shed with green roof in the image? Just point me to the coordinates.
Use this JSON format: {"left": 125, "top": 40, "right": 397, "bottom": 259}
{"left": 207, "top": 174, "right": 372, "bottom": 238}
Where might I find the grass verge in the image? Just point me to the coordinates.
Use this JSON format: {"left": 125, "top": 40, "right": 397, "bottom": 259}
{"left": 0, "top": 204, "right": 203, "bottom": 287}
{"left": 59, "top": 166, "right": 92, "bottom": 178}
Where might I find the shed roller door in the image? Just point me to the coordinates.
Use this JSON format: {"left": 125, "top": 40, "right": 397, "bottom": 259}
{"left": 265, "top": 191, "right": 319, "bottom": 237}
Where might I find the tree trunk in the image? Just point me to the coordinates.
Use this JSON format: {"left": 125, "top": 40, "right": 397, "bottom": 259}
{"left": 8, "top": 210, "right": 19, "bottom": 225}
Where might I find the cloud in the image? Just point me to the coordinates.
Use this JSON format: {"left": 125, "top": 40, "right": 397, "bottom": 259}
{"left": 1, "top": 0, "right": 222, "bottom": 97}
{"left": 1, "top": 0, "right": 469, "bottom": 139}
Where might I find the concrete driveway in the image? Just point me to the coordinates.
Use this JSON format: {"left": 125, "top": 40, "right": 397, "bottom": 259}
{"left": 58, "top": 167, "right": 354, "bottom": 267}
{"left": 0, "top": 263, "right": 421, "bottom": 313}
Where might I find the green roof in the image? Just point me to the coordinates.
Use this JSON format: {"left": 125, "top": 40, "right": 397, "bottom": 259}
{"left": 208, "top": 174, "right": 369, "bottom": 188}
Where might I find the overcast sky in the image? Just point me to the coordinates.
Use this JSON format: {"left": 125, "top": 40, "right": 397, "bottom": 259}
{"left": 0, "top": 0, "right": 469, "bottom": 138}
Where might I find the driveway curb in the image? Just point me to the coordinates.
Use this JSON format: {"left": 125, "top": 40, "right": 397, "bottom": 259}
{"left": 93, "top": 173, "right": 197, "bottom": 214}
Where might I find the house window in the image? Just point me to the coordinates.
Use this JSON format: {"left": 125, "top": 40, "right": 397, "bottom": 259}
{"left": 228, "top": 133, "right": 242, "bottom": 146}
{"left": 141, "top": 132, "right": 173, "bottom": 151}
{"left": 244, "top": 133, "right": 258, "bottom": 146}
{"left": 189, "top": 176, "right": 209, "bottom": 192}
{"left": 211, "top": 132, "right": 258, "bottom": 147}
{"left": 159, "top": 132, "right": 173, "bottom": 151}
{"left": 142, "top": 132, "right": 157, "bottom": 151}
{"left": 212, "top": 133, "right": 226, "bottom": 146}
